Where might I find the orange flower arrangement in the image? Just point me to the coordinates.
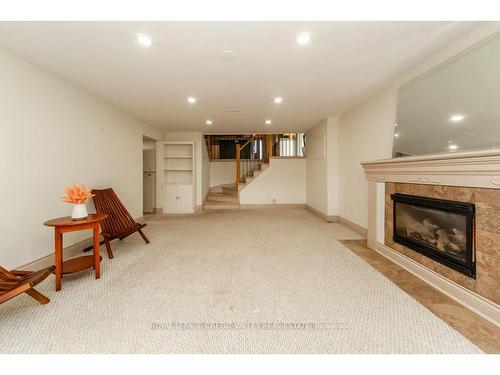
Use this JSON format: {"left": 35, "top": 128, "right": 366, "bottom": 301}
{"left": 61, "top": 184, "right": 94, "bottom": 204}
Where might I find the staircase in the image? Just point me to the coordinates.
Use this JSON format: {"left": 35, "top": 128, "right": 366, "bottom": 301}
{"left": 203, "top": 133, "right": 305, "bottom": 210}
{"left": 204, "top": 162, "right": 269, "bottom": 209}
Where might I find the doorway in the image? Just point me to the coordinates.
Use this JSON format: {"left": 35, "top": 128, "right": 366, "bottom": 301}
{"left": 143, "top": 135, "right": 157, "bottom": 214}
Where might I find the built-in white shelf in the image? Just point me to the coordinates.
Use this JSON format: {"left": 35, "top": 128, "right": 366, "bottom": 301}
{"left": 159, "top": 141, "right": 195, "bottom": 213}
{"left": 143, "top": 169, "right": 156, "bottom": 173}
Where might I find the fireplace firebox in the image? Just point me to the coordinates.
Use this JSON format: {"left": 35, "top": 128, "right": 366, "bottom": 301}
{"left": 391, "top": 193, "right": 475, "bottom": 278}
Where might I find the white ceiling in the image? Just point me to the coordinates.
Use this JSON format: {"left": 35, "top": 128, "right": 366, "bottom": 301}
{"left": 0, "top": 21, "right": 484, "bottom": 133}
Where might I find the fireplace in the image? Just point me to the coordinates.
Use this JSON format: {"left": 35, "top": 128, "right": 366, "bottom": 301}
{"left": 391, "top": 194, "right": 475, "bottom": 278}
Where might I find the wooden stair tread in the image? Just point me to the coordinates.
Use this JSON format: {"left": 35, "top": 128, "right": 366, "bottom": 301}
{"left": 222, "top": 184, "right": 238, "bottom": 190}
{"left": 206, "top": 199, "right": 239, "bottom": 204}
{"left": 208, "top": 158, "right": 270, "bottom": 204}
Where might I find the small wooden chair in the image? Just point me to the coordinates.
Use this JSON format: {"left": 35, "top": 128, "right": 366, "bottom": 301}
{"left": 0, "top": 265, "right": 55, "bottom": 305}
{"left": 91, "top": 188, "right": 150, "bottom": 259}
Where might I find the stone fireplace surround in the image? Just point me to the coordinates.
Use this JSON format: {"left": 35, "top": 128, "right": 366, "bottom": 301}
{"left": 362, "top": 149, "right": 500, "bottom": 327}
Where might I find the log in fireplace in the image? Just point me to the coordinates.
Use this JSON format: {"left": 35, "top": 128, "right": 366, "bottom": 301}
{"left": 391, "top": 193, "right": 475, "bottom": 278}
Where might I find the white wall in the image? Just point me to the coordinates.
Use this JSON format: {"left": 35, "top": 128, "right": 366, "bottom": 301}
{"left": 336, "top": 23, "right": 500, "bottom": 230}
{"left": 326, "top": 116, "right": 340, "bottom": 216}
{"left": 305, "top": 120, "right": 328, "bottom": 213}
{"left": 338, "top": 90, "right": 396, "bottom": 227}
{"left": 239, "top": 158, "right": 306, "bottom": 205}
{"left": 164, "top": 132, "right": 204, "bottom": 207}
{"left": 0, "top": 49, "right": 163, "bottom": 269}
{"left": 305, "top": 116, "right": 339, "bottom": 216}
{"left": 210, "top": 161, "right": 236, "bottom": 187}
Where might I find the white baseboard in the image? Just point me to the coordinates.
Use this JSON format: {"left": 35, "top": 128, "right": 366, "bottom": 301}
{"left": 17, "top": 237, "right": 95, "bottom": 271}
{"left": 305, "top": 205, "right": 368, "bottom": 237}
{"left": 305, "top": 205, "right": 338, "bottom": 223}
{"left": 375, "top": 242, "right": 500, "bottom": 327}
{"left": 337, "top": 217, "right": 368, "bottom": 237}
{"left": 240, "top": 204, "right": 305, "bottom": 209}
{"left": 17, "top": 216, "right": 143, "bottom": 271}
{"left": 163, "top": 209, "right": 195, "bottom": 214}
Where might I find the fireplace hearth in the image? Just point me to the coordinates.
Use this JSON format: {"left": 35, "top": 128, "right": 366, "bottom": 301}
{"left": 391, "top": 193, "right": 475, "bottom": 278}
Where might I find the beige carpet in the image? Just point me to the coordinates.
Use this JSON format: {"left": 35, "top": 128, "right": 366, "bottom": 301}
{"left": 0, "top": 208, "right": 482, "bottom": 353}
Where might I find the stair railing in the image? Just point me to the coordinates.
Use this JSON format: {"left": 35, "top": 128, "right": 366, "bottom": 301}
{"left": 235, "top": 134, "right": 273, "bottom": 183}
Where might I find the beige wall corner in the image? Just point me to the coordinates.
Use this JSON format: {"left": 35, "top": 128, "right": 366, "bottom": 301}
{"left": 305, "top": 120, "right": 328, "bottom": 213}
{"left": 305, "top": 116, "right": 340, "bottom": 217}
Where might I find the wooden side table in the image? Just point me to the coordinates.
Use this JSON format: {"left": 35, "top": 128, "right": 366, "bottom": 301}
{"left": 44, "top": 213, "right": 107, "bottom": 291}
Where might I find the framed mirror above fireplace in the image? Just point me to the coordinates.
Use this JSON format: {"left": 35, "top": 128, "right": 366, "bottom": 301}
{"left": 393, "top": 31, "right": 500, "bottom": 157}
{"left": 391, "top": 193, "right": 475, "bottom": 278}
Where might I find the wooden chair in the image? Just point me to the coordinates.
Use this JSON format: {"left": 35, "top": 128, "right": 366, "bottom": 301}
{"left": 91, "top": 188, "right": 150, "bottom": 259}
{"left": 0, "top": 265, "right": 55, "bottom": 305}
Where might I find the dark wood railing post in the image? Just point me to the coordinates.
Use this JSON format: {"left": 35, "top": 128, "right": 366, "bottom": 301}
{"left": 236, "top": 143, "right": 241, "bottom": 183}
{"left": 207, "top": 135, "right": 212, "bottom": 159}
{"left": 267, "top": 134, "right": 273, "bottom": 162}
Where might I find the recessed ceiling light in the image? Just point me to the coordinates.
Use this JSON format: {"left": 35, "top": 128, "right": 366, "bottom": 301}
{"left": 296, "top": 32, "right": 311, "bottom": 45}
{"left": 187, "top": 97, "right": 197, "bottom": 104}
{"left": 449, "top": 144, "right": 458, "bottom": 150}
{"left": 265, "top": 120, "right": 272, "bottom": 125}
{"left": 206, "top": 120, "right": 213, "bottom": 125}
{"left": 136, "top": 33, "right": 153, "bottom": 47}
{"left": 221, "top": 51, "right": 235, "bottom": 60}
{"left": 450, "top": 114, "right": 465, "bottom": 122}
{"left": 394, "top": 123, "right": 398, "bottom": 127}
{"left": 274, "top": 97, "right": 283, "bottom": 104}
{"left": 394, "top": 133, "right": 400, "bottom": 138}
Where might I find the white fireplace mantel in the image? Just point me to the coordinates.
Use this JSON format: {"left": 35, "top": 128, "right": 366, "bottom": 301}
{"left": 361, "top": 148, "right": 500, "bottom": 189}
{"left": 361, "top": 148, "right": 500, "bottom": 326}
